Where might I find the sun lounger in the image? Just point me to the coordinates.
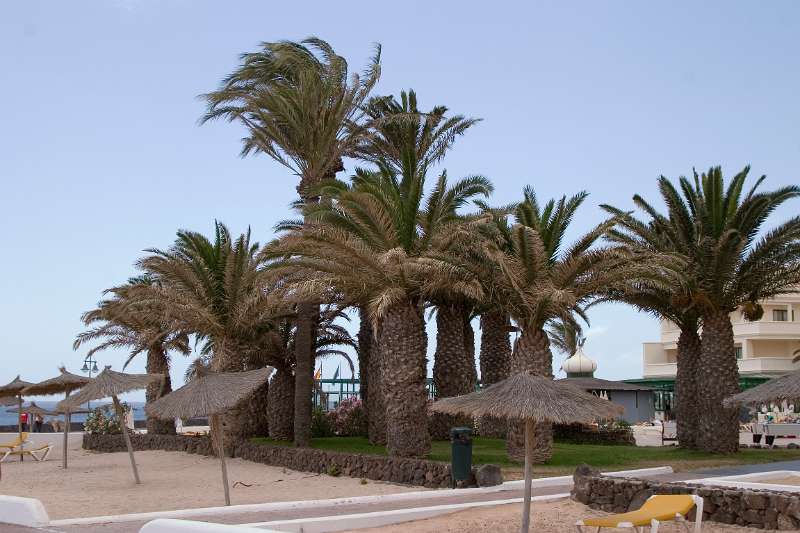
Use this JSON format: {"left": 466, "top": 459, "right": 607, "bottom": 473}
{"left": 1, "top": 443, "right": 53, "bottom": 463}
{"left": 0, "top": 432, "right": 29, "bottom": 451}
{"left": 576, "top": 494, "right": 703, "bottom": 533}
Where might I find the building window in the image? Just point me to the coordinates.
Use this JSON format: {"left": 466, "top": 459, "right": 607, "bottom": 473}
{"left": 773, "top": 309, "right": 788, "bottom": 321}
{"left": 735, "top": 346, "right": 743, "bottom": 359}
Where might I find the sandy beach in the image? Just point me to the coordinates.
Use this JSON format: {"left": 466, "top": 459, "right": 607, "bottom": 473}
{"left": 0, "top": 447, "right": 420, "bottom": 520}
{"left": 350, "top": 499, "right": 791, "bottom": 533}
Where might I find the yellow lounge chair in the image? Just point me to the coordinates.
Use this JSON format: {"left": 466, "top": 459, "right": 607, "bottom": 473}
{"left": 576, "top": 494, "right": 703, "bottom": 533}
{"left": 0, "top": 432, "right": 29, "bottom": 451}
{"left": 1, "top": 443, "right": 53, "bottom": 463}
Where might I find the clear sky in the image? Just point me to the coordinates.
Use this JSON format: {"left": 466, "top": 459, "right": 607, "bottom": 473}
{"left": 2, "top": 1, "right": 799, "bottom": 401}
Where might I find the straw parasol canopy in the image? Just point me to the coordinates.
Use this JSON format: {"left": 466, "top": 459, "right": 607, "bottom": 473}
{"left": 23, "top": 367, "right": 93, "bottom": 470}
{"left": 430, "top": 373, "right": 624, "bottom": 423}
{"left": 58, "top": 366, "right": 161, "bottom": 411}
{"left": 146, "top": 367, "right": 274, "bottom": 419}
{"left": 146, "top": 366, "right": 273, "bottom": 506}
{"left": 0, "top": 376, "right": 35, "bottom": 451}
{"left": 431, "top": 373, "right": 624, "bottom": 533}
{"left": 724, "top": 370, "right": 800, "bottom": 408}
{"left": 23, "top": 367, "right": 91, "bottom": 397}
{"left": 58, "top": 366, "right": 163, "bottom": 485}
{"left": 6, "top": 401, "right": 57, "bottom": 417}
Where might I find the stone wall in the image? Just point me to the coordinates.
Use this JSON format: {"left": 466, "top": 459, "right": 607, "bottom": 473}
{"left": 572, "top": 464, "right": 800, "bottom": 530}
{"left": 83, "top": 433, "right": 454, "bottom": 488}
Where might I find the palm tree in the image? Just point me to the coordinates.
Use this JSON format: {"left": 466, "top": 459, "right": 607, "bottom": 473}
{"left": 132, "top": 221, "right": 280, "bottom": 441}
{"left": 201, "top": 37, "right": 381, "bottom": 447}
{"left": 440, "top": 187, "right": 624, "bottom": 461}
{"left": 607, "top": 167, "right": 800, "bottom": 452}
{"left": 75, "top": 275, "right": 191, "bottom": 435}
{"left": 266, "top": 164, "right": 491, "bottom": 456}
{"left": 601, "top": 197, "right": 704, "bottom": 449}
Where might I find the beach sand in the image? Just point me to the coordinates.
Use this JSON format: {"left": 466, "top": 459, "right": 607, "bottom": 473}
{"left": 0, "top": 448, "right": 420, "bottom": 519}
{"left": 349, "top": 499, "right": 787, "bottom": 533}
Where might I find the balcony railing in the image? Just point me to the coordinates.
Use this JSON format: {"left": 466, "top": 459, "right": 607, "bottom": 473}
{"left": 644, "top": 356, "right": 800, "bottom": 379}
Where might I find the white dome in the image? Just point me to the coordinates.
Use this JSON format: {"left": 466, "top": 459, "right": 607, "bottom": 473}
{"left": 561, "top": 346, "right": 597, "bottom": 377}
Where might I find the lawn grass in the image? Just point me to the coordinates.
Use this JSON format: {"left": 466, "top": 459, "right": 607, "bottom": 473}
{"left": 250, "top": 436, "right": 800, "bottom": 478}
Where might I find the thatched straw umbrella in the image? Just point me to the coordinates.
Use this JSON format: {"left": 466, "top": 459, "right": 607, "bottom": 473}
{"left": 59, "top": 366, "right": 163, "bottom": 484}
{"left": 7, "top": 401, "right": 57, "bottom": 417}
{"left": 146, "top": 367, "right": 273, "bottom": 506}
{"left": 0, "top": 376, "right": 35, "bottom": 459}
{"left": 22, "top": 367, "right": 92, "bottom": 469}
{"left": 430, "top": 373, "right": 624, "bottom": 533}
{"left": 724, "top": 370, "right": 800, "bottom": 408}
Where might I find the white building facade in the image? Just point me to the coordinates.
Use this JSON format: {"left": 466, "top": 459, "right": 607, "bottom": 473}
{"left": 643, "top": 293, "right": 800, "bottom": 380}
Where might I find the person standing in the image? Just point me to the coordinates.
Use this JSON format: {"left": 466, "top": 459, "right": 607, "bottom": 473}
{"left": 20, "top": 412, "right": 28, "bottom": 432}
{"left": 34, "top": 414, "right": 43, "bottom": 433}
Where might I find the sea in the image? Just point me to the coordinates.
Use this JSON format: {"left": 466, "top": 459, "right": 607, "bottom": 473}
{"left": 0, "top": 400, "right": 147, "bottom": 426}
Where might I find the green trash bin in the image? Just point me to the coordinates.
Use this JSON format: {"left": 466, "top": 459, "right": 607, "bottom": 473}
{"left": 450, "top": 427, "right": 473, "bottom": 487}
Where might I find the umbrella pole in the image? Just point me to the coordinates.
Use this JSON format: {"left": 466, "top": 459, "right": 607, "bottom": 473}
{"left": 18, "top": 396, "right": 23, "bottom": 462}
{"left": 520, "top": 419, "right": 534, "bottom": 533}
{"left": 63, "top": 389, "right": 71, "bottom": 470}
{"left": 211, "top": 414, "right": 231, "bottom": 506}
{"left": 113, "top": 396, "right": 140, "bottom": 484}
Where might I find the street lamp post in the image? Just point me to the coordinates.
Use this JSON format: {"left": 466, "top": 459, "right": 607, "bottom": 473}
{"left": 81, "top": 355, "right": 99, "bottom": 409}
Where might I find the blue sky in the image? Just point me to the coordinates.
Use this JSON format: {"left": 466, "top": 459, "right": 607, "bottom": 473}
{"left": 2, "top": 1, "right": 799, "bottom": 400}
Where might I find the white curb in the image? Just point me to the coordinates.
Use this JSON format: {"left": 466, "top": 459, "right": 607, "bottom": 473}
{"left": 242, "top": 493, "right": 570, "bottom": 532}
{"left": 0, "top": 495, "right": 50, "bottom": 527}
{"left": 140, "top": 518, "right": 280, "bottom": 532}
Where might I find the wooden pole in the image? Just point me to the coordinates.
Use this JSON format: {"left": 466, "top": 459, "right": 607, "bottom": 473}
{"left": 113, "top": 396, "right": 140, "bottom": 484}
{"left": 62, "top": 390, "right": 71, "bottom": 470}
{"left": 18, "top": 396, "right": 24, "bottom": 462}
{"left": 520, "top": 419, "right": 534, "bottom": 533}
{"left": 211, "top": 414, "right": 231, "bottom": 506}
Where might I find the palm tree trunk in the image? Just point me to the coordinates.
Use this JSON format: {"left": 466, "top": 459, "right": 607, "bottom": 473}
{"left": 367, "top": 325, "right": 387, "bottom": 445}
{"left": 696, "top": 310, "right": 740, "bottom": 453}
{"left": 380, "top": 300, "right": 431, "bottom": 457}
{"left": 675, "top": 327, "right": 701, "bottom": 449}
{"left": 478, "top": 310, "right": 512, "bottom": 437}
{"left": 431, "top": 305, "right": 476, "bottom": 439}
{"left": 145, "top": 345, "right": 175, "bottom": 435}
{"left": 357, "top": 307, "right": 371, "bottom": 420}
{"left": 507, "top": 325, "right": 553, "bottom": 462}
{"left": 293, "top": 301, "right": 318, "bottom": 447}
{"left": 268, "top": 367, "right": 295, "bottom": 440}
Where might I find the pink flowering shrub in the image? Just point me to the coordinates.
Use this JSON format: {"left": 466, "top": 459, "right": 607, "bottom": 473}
{"left": 329, "top": 397, "right": 367, "bottom": 436}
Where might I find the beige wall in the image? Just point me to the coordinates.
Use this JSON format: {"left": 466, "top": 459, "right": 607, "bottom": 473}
{"left": 750, "top": 339, "right": 800, "bottom": 358}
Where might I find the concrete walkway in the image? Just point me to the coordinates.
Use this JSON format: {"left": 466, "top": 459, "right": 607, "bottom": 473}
{"left": 7, "top": 485, "right": 571, "bottom": 533}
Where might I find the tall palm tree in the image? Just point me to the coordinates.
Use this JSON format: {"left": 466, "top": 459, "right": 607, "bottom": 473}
{"left": 607, "top": 167, "right": 800, "bottom": 452}
{"left": 266, "top": 165, "right": 491, "bottom": 456}
{"left": 601, "top": 197, "right": 703, "bottom": 449}
{"left": 201, "top": 37, "right": 381, "bottom": 447}
{"left": 133, "top": 221, "right": 280, "bottom": 440}
{"left": 363, "top": 89, "right": 482, "bottom": 441}
{"left": 440, "top": 187, "right": 624, "bottom": 461}
{"left": 74, "top": 275, "right": 190, "bottom": 435}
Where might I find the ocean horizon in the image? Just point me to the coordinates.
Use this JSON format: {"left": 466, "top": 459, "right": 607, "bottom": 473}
{"left": 0, "top": 400, "right": 146, "bottom": 426}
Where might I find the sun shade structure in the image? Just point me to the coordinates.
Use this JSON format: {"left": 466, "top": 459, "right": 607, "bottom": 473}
{"left": 6, "top": 402, "right": 57, "bottom": 416}
{"left": 23, "top": 367, "right": 92, "bottom": 469}
{"left": 146, "top": 367, "right": 274, "bottom": 506}
{"left": 724, "top": 370, "right": 800, "bottom": 408}
{"left": 0, "top": 376, "right": 35, "bottom": 460}
{"left": 59, "top": 366, "right": 163, "bottom": 484}
{"left": 430, "top": 373, "right": 624, "bottom": 533}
